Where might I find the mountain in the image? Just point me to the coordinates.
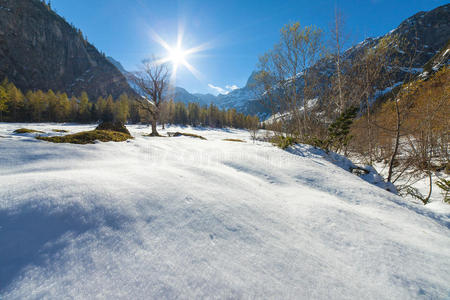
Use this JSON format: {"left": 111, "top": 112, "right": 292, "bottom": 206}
{"left": 168, "top": 86, "right": 216, "bottom": 106}
{"left": 216, "top": 72, "right": 259, "bottom": 109}
{"left": 107, "top": 56, "right": 128, "bottom": 75}
{"left": 421, "top": 39, "right": 450, "bottom": 79}
{"left": 339, "top": 3, "right": 450, "bottom": 83}
{"left": 0, "top": 0, "right": 136, "bottom": 99}
{"left": 192, "top": 93, "right": 217, "bottom": 106}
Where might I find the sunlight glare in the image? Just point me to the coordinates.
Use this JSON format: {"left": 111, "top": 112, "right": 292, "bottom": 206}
{"left": 169, "top": 47, "right": 187, "bottom": 67}
{"left": 148, "top": 27, "right": 211, "bottom": 87}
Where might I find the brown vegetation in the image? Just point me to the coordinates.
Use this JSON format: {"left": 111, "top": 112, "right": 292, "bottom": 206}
{"left": 37, "top": 130, "right": 132, "bottom": 144}
{"left": 14, "top": 128, "right": 44, "bottom": 134}
{"left": 166, "top": 132, "right": 207, "bottom": 140}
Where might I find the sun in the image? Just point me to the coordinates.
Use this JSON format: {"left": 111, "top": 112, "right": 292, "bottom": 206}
{"left": 149, "top": 29, "right": 212, "bottom": 83}
{"left": 168, "top": 47, "right": 187, "bottom": 67}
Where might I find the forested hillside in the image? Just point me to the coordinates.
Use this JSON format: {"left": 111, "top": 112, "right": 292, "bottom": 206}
{"left": 0, "top": 0, "right": 135, "bottom": 99}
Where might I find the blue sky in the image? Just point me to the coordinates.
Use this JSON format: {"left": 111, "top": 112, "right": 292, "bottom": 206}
{"left": 51, "top": 0, "right": 447, "bottom": 95}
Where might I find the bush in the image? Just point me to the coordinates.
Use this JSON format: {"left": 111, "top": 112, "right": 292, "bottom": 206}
{"left": 304, "top": 136, "right": 327, "bottom": 150}
{"left": 52, "top": 129, "right": 69, "bottom": 133}
{"left": 271, "top": 135, "right": 298, "bottom": 149}
{"left": 436, "top": 178, "right": 450, "bottom": 203}
{"left": 402, "top": 186, "right": 430, "bottom": 205}
{"left": 36, "top": 130, "right": 132, "bottom": 144}
{"left": 304, "top": 106, "right": 358, "bottom": 152}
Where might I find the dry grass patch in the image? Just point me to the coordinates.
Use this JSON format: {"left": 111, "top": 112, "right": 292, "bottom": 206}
{"left": 52, "top": 129, "right": 69, "bottom": 133}
{"left": 223, "top": 138, "right": 245, "bottom": 142}
{"left": 167, "top": 132, "right": 207, "bottom": 140}
{"left": 37, "top": 130, "right": 132, "bottom": 144}
{"left": 14, "top": 128, "right": 45, "bottom": 134}
{"left": 142, "top": 132, "right": 165, "bottom": 137}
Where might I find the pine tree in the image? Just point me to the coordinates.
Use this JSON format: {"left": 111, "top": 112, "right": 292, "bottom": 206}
{"left": 6, "top": 82, "right": 24, "bottom": 121}
{"left": 102, "top": 95, "right": 114, "bottom": 122}
{"left": 46, "top": 90, "right": 58, "bottom": 121}
{"left": 79, "top": 92, "right": 90, "bottom": 122}
{"left": 58, "top": 92, "right": 71, "bottom": 122}
{"left": 29, "top": 90, "right": 46, "bottom": 122}
{"left": 96, "top": 96, "right": 106, "bottom": 121}
{"left": 0, "top": 85, "right": 8, "bottom": 122}
{"left": 114, "top": 94, "right": 129, "bottom": 123}
{"left": 325, "top": 106, "right": 358, "bottom": 152}
{"left": 188, "top": 102, "right": 200, "bottom": 126}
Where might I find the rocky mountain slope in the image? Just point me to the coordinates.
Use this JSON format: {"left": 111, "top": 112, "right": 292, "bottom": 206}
{"left": 168, "top": 87, "right": 218, "bottom": 106}
{"left": 421, "top": 39, "right": 450, "bottom": 78}
{"left": 0, "top": 0, "right": 136, "bottom": 99}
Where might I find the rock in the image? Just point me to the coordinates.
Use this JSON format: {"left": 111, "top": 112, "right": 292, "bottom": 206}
{"left": 350, "top": 166, "right": 370, "bottom": 176}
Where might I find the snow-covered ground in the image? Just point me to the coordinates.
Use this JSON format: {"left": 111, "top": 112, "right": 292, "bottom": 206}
{"left": 0, "top": 123, "right": 449, "bottom": 299}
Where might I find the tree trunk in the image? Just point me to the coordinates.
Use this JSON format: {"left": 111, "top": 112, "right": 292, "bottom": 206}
{"left": 366, "top": 94, "right": 373, "bottom": 164}
{"left": 302, "top": 73, "right": 309, "bottom": 136}
{"left": 151, "top": 119, "right": 159, "bottom": 136}
{"left": 334, "top": 7, "right": 344, "bottom": 114}
{"left": 387, "top": 100, "right": 401, "bottom": 183}
{"left": 424, "top": 172, "right": 433, "bottom": 205}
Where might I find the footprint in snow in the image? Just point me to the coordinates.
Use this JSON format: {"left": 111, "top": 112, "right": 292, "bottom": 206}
{"left": 209, "top": 233, "right": 216, "bottom": 245}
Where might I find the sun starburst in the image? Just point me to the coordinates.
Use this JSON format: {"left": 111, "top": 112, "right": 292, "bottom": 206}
{"left": 148, "top": 29, "right": 211, "bottom": 87}
{"left": 168, "top": 47, "right": 187, "bottom": 67}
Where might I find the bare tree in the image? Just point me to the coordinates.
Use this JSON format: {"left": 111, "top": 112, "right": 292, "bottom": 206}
{"left": 367, "top": 33, "right": 420, "bottom": 183}
{"left": 329, "top": 6, "right": 347, "bottom": 114}
{"left": 130, "top": 58, "right": 170, "bottom": 136}
{"left": 350, "top": 35, "right": 398, "bottom": 164}
{"left": 257, "top": 23, "right": 324, "bottom": 138}
{"left": 248, "top": 117, "right": 259, "bottom": 143}
{"left": 398, "top": 74, "right": 449, "bottom": 204}
{"left": 385, "top": 37, "right": 418, "bottom": 183}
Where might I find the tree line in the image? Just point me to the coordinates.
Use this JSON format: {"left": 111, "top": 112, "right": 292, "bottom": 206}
{"left": 0, "top": 78, "right": 259, "bottom": 130}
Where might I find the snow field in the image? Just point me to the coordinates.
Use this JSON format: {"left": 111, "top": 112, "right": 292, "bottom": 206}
{"left": 0, "top": 123, "right": 449, "bottom": 299}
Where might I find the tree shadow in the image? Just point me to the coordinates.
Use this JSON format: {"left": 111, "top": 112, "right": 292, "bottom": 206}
{"left": 0, "top": 203, "right": 130, "bottom": 291}
{"left": 190, "top": 126, "right": 234, "bottom": 133}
